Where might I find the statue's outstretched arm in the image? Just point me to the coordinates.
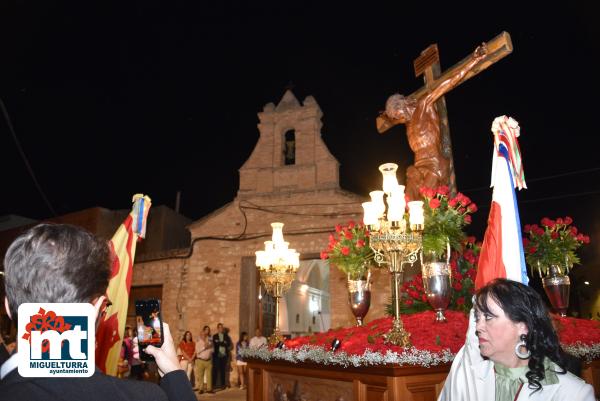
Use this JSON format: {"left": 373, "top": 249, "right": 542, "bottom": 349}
{"left": 424, "top": 43, "right": 487, "bottom": 107}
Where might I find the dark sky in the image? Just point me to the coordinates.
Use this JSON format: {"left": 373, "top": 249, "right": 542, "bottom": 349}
{"left": 1, "top": 1, "right": 600, "bottom": 256}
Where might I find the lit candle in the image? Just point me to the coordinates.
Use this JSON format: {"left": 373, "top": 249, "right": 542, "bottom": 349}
{"left": 407, "top": 201, "right": 424, "bottom": 226}
{"left": 255, "top": 250, "right": 266, "bottom": 267}
{"left": 379, "top": 163, "right": 399, "bottom": 195}
{"left": 271, "top": 222, "right": 285, "bottom": 245}
{"left": 362, "top": 201, "right": 378, "bottom": 225}
{"left": 386, "top": 192, "right": 405, "bottom": 221}
{"left": 369, "top": 190, "right": 385, "bottom": 218}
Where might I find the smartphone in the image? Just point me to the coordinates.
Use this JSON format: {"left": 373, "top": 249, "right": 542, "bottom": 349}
{"left": 135, "top": 299, "right": 164, "bottom": 361}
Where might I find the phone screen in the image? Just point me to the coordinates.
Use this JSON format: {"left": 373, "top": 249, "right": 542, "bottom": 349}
{"left": 135, "top": 299, "right": 163, "bottom": 361}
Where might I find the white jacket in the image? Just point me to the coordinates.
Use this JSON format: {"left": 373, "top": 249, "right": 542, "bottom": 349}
{"left": 438, "top": 310, "right": 595, "bottom": 401}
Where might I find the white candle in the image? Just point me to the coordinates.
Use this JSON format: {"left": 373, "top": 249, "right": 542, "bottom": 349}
{"left": 362, "top": 201, "right": 378, "bottom": 225}
{"left": 379, "top": 163, "right": 399, "bottom": 195}
{"left": 407, "top": 201, "right": 424, "bottom": 226}
{"left": 386, "top": 192, "right": 405, "bottom": 221}
{"left": 369, "top": 190, "right": 386, "bottom": 218}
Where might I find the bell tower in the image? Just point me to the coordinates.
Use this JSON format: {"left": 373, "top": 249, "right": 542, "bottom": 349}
{"left": 238, "top": 90, "right": 340, "bottom": 196}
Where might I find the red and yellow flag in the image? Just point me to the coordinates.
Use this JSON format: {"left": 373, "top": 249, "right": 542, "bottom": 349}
{"left": 96, "top": 194, "right": 151, "bottom": 375}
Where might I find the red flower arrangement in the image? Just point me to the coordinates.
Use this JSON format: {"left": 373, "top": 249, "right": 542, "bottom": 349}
{"left": 420, "top": 186, "right": 478, "bottom": 257}
{"left": 395, "top": 237, "right": 480, "bottom": 314}
{"left": 523, "top": 216, "right": 590, "bottom": 276}
{"left": 320, "top": 221, "right": 374, "bottom": 280}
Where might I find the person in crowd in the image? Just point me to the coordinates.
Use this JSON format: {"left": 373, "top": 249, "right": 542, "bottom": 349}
{"left": 117, "top": 340, "right": 129, "bottom": 378}
{"left": 177, "top": 331, "right": 195, "bottom": 381}
{"left": 439, "top": 278, "right": 594, "bottom": 401}
{"left": 235, "top": 332, "right": 249, "bottom": 389}
{"left": 249, "top": 328, "right": 267, "bottom": 349}
{"left": 223, "top": 326, "right": 233, "bottom": 388}
{"left": 194, "top": 325, "right": 213, "bottom": 394}
{"left": 0, "top": 223, "right": 196, "bottom": 401}
{"left": 212, "top": 322, "right": 232, "bottom": 390}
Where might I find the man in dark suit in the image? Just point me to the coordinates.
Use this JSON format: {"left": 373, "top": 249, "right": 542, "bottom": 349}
{"left": 212, "top": 322, "right": 232, "bottom": 390}
{"left": 0, "top": 224, "right": 196, "bottom": 401}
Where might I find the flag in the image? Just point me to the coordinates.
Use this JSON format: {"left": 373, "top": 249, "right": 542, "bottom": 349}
{"left": 438, "top": 117, "right": 527, "bottom": 401}
{"left": 96, "top": 194, "right": 152, "bottom": 375}
{"left": 475, "top": 115, "right": 528, "bottom": 289}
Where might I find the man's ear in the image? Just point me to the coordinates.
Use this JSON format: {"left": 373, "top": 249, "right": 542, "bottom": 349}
{"left": 4, "top": 297, "right": 11, "bottom": 320}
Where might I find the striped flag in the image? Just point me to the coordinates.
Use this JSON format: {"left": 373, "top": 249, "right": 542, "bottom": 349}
{"left": 475, "top": 115, "right": 528, "bottom": 289}
{"left": 96, "top": 194, "right": 151, "bottom": 375}
{"left": 439, "top": 117, "right": 527, "bottom": 401}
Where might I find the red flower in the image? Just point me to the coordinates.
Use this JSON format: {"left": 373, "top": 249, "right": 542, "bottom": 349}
{"left": 344, "top": 230, "right": 353, "bottom": 240}
{"left": 348, "top": 220, "right": 356, "bottom": 229}
{"left": 464, "top": 215, "right": 472, "bottom": 224}
{"left": 522, "top": 238, "right": 530, "bottom": 247}
{"left": 456, "top": 297, "right": 465, "bottom": 306}
{"left": 524, "top": 224, "right": 531, "bottom": 232}
{"left": 341, "top": 247, "right": 350, "bottom": 256}
{"left": 437, "top": 186, "right": 450, "bottom": 196}
{"left": 420, "top": 187, "right": 436, "bottom": 198}
{"left": 448, "top": 198, "right": 459, "bottom": 208}
{"left": 564, "top": 216, "right": 573, "bottom": 225}
{"left": 551, "top": 232, "right": 559, "bottom": 240}
{"left": 467, "top": 203, "right": 478, "bottom": 213}
{"left": 320, "top": 251, "right": 329, "bottom": 260}
{"left": 570, "top": 226, "right": 578, "bottom": 236}
{"left": 528, "top": 246, "right": 537, "bottom": 254}
{"left": 556, "top": 217, "right": 564, "bottom": 225}
{"left": 583, "top": 235, "right": 591, "bottom": 244}
{"left": 541, "top": 218, "right": 556, "bottom": 229}
{"left": 356, "top": 239, "right": 365, "bottom": 248}
{"left": 466, "top": 236, "right": 476, "bottom": 244}
{"left": 456, "top": 193, "right": 471, "bottom": 206}
{"left": 405, "top": 299, "right": 414, "bottom": 306}
{"left": 335, "top": 224, "right": 342, "bottom": 233}
{"left": 453, "top": 282, "right": 463, "bottom": 291}
{"left": 429, "top": 198, "right": 441, "bottom": 210}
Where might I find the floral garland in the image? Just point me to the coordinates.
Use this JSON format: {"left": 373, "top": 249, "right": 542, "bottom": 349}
{"left": 241, "top": 312, "right": 600, "bottom": 367}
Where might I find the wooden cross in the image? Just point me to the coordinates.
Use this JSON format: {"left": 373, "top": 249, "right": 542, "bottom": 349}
{"left": 377, "top": 31, "right": 513, "bottom": 193}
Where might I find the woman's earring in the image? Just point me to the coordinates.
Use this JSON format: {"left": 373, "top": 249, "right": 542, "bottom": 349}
{"left": 515, "top": 334, "right": 531, "bottom": 359}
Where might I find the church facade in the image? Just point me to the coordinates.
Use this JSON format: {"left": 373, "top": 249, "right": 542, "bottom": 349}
{"left": 131, "top": 90, "right": 391, "bottom": 344}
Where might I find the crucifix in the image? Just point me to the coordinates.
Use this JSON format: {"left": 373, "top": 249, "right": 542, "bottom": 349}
{"left": 376, "top": 31, "right": 513, "bottom": 200}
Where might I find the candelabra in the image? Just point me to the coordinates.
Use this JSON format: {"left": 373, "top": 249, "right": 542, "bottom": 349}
{"left": 363, "top": 163, "right": 424, "bottom": 347}
{"left": 255, "top": 222, "right": 300, "bottom": 346}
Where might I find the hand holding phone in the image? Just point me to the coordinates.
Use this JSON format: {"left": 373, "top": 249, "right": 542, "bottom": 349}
{"left": 135, "top": 299, "right": 164, "bottom": 361}
{"left": 143, "top": 322, "right": 181, "bottom": 377}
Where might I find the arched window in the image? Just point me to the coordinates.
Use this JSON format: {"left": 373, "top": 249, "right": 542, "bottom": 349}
{"left": 283, "top": 129, "right": 295, "bottom": 165}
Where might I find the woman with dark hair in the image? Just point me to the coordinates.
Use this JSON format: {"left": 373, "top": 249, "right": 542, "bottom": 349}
{"left": 439, "top": 278, "right": 594, "bottom": 401}
{"left": 177, "top": 331, "right": 195, "bottom": 381}
{"left": 235, "top": 332, "right": 249, "bottom": 390}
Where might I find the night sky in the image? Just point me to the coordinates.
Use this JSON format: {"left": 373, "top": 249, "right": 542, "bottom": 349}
{"left": 1, "top": 2, "right": 600, "bottom": 262}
